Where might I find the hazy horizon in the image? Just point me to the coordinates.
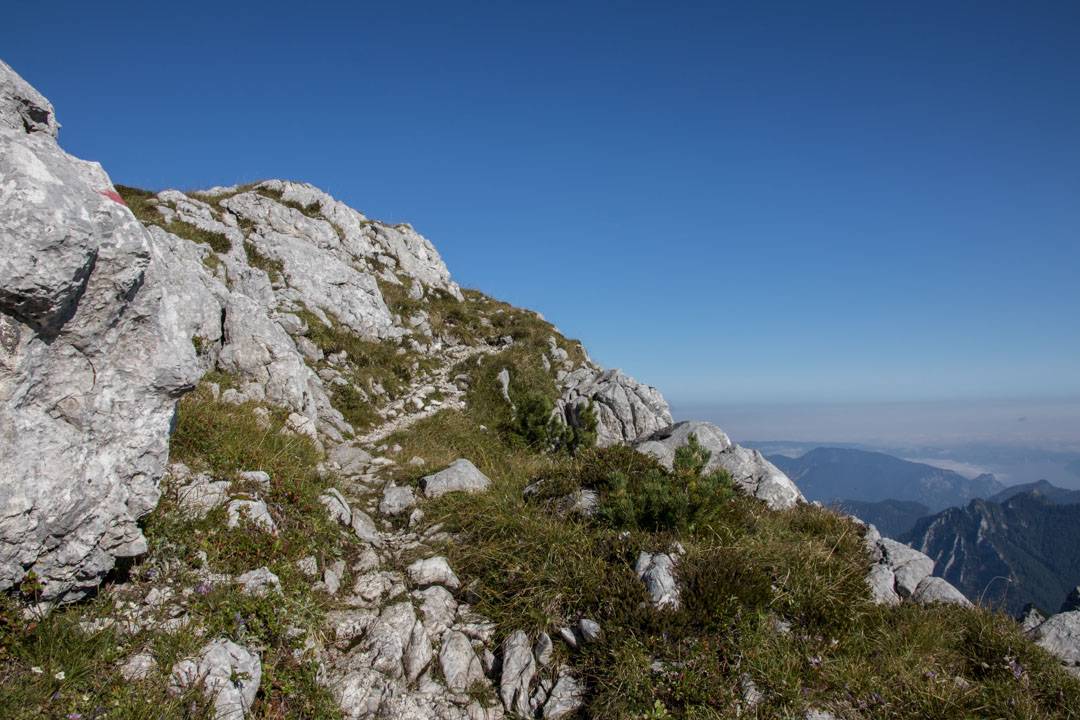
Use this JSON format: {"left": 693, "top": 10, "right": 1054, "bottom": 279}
{"left": 674, "top": 396, "right": 1080, "bottom": 488}
{"left": 674, "top": 396, "right": 1080, "bottom": 448}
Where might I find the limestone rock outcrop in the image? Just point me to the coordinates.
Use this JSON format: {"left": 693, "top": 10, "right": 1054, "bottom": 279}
{"left": 636, "top": 421, "right": 804, "bottom": 510}
{"left": 0, "top": 60, "right": 472, "bottom": 602}
{"left": 169, "top": 639, "right": 262, "bottom": 719}
{"left": 861, "top": 524, "right": 969, "bottom": 607}
{"left": 556, "top": 366, "right": 672, "bottom": 447}
{"left": 421, "top": 459, "right": 492, "bottom": 499}
{"left": 1029, "top": 610, "right": 1080, "bottom": 677}
{"left": 0, "top": 60, "right": 203, "bottom": 602}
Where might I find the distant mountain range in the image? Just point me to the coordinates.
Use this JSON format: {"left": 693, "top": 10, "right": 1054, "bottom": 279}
{"left": 904, "top": 486, "right": 1080, "bottom": 615}
{"left": 989, "top": 479, "right": 1080, "bottom": 505}
{"left": 762, "top": 446, "right": 1080, "bottom": 613}
{"left": 767, "top": 447, "right": 1004, "bottom": 511}
{"left": 836, "top": 482, "right": 1080, "bottom": 541}
{"left": 748, "top": 439, "right": 1080, "bottom": 491}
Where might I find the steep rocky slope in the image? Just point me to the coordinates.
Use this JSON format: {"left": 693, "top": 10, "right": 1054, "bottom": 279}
{"left": 0, "top": 51, "right": 674, "bottom": 605}
{"left": 3, "top": 59, "right": 1080, "bottom": 719}
{"left": 905, "top": 489, "right": 1080, "bottom": 614}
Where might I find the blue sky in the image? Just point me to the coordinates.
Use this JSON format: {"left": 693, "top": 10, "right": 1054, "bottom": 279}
{"left": 5, "top": 1, "right": 1079, "bottom": 407}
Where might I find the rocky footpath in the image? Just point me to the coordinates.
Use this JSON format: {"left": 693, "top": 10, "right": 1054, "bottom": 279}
{"left": 3, "top": 58, "right": 1076, "bottom": 720}
{"left": 0, "top": 56, "right": 663, "bottom": 604}
{"left": 0, "top": 58, "right": 676, "bottom": 718}
{"left": 309, "top": 451, "right": 592, "bottom": 720}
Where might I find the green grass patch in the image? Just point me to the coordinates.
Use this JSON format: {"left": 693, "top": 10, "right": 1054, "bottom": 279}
{"left": 243, "top": 240, "right": 285, "bottom": 282}
{"left": 293, "top": 306, "right": 434, "bottom": 431}
{"left": 327, "top": 382, "right": 379, "bottom": 433}
{"left": 379, "top": 281, "right": 490, "bottom": 345}
{"left": 413, "top": 429, "right": 1080, "bottom": 719}
{"left": 0, "top": 594, "right": 209, "bottom": 720}
{"left": 116, "top": 184, "right": 231, "bottom": 254}
{"left": 0, "top": 381, "right": 347, "bottom": 719}
{"left": 165, "top": 219, "right": 231, "bottom": 254}
{"left": 255, "top": 186, "right": 321, "bottom": 218}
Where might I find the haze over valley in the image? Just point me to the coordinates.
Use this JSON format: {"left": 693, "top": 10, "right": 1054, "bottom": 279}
{"left": 678, "top": 396, "right": 1080, "bottom": 489}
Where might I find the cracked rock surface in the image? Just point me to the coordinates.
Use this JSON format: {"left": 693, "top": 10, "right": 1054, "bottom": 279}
{"left": 0, "top": 59, "right": 203, "bottom": 601}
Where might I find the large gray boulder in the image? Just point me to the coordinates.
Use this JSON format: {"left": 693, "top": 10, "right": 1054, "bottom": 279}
{"left": 1029, "top": 611, "right": 1080, "bottom": 671}
{"left": 406, "top": 556, "right": 460, "bottom": 589}
{"left": 865, "top": 563, "right": 901, "bottom": 606}
{"left": 499, "top": 630, "right": 536, "bottom": 717}
{"left": 858, "top": 523, "right": 968, "bottom": 607}
{"left": 911, "top": 576, "right": 972, "bottom": 606}
{"left": 420, "top": 459, "right": 492, "bottom": 499}
{"left": 0, "top": 60, "right": 203, "bottom": 601}
{"left": 878, "top": 537, "right": 935, "bottom": 599}
{"left": 438, "top": 630, "right": 485, "bottom": 692}
{"left": 556, "top": 367, "right": 672, "bottom": 447}
{"left": 636, "top": 421, "right": 804, "bottom": 510}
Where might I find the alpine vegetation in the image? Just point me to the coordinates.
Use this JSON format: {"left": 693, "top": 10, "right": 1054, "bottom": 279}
{"left": 2, "top": 58, "right": 1079, "bottom": 720}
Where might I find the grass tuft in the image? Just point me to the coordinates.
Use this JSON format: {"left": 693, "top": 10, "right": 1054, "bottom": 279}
{"left": 116, "top": 184, "right": 231, "bottom": 254}
{"left": 0, "top": 380, "right": 346, "bottom": 719}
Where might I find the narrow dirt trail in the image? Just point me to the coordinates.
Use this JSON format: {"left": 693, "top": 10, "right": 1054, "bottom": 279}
{"left": 354, "top": 342, "right": 498, "bottom": 447}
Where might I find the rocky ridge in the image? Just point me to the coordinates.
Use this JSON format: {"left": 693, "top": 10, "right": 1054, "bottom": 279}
{"left": 904, "top": 487, "right": 1080, "bottom": 615}
{"left": 2, "top": 59, "right": 1078, "bottom": 720}
{"left": 0, "top": 54, "right": 669, "bottom": 604}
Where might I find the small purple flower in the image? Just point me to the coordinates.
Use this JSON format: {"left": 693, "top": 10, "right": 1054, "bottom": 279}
{"left": 1006, "top": 655, "right": 1025, "bottom": 679}
{"left": 924, "top": 670, "right": 937, "bottom": 680}
{"left": 66, "top": 714, "right": 82, "bottom": 720}
{"left": 194, "top": 581, "right": 212, "bottom": 596}
{"left": 808, "top": 655, "right": 822, "bottom": 669}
